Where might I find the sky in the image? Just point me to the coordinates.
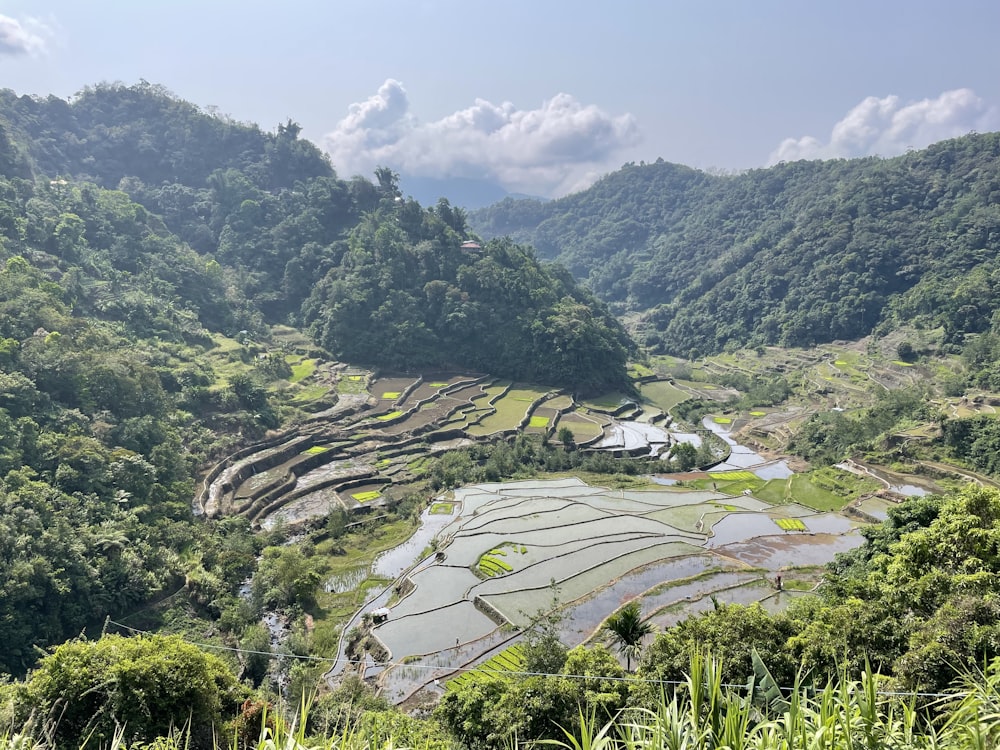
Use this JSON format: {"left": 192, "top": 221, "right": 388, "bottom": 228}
{"left": 2, "top": 1, "right": 999, "bottom": 198}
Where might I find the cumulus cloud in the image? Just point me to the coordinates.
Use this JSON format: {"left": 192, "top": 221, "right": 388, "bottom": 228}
{"left": 324, "top": 79, "right": 640, "bottom": 196}
{"left": 769, "top": 88, "right": 999, "bottom": 164}
{"left": 0, "top": 14, "right": 47, "bottom": 56}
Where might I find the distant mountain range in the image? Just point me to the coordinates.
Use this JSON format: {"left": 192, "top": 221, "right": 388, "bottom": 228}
{"left": 398, "top": 174, "right": 546, "bottom": 210}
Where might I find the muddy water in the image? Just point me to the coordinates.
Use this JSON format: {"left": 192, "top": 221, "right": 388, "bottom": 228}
{"left": 716, "top": 532, "right": 864, "bottom": 567}
{"left": 836, "top": 460, "right": 941, "bottom": 497}
{"left": 378, "top": 626, "right": 514, "bottom": 705}
{"left": 647, "top": 581, "right": 776, "bottom": 630}
{"left": 557, "top": 554, "right": 721, "bottom": 643}
{"left": 706, "top": 510, "right": 855, "bottom": 548}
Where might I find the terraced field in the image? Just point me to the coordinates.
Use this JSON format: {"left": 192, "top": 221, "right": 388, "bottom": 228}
{"left": 341, "top": 477, "right": 865, "bottom": 705}
{"left": 196, "top": 373, "right": 688, "bottom": 529}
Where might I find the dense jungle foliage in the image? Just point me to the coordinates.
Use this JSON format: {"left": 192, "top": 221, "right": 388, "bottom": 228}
{"left": 471, "top": 134, "right": 1000, "bottom": 356}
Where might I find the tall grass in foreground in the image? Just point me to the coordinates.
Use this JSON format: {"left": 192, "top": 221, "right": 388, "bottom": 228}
{"left": 9, "top": 655, "right": 1000, "bottom": 750}
{"left": 555, "top": 655, "right": 1000, "bottom": 750}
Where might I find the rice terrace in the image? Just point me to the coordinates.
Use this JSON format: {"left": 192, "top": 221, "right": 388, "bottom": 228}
{"left": 333, "top": 475, "right": 863, "bottom": 704}
{"left": 192, "top": 339, "right": 956, "bottom": 706}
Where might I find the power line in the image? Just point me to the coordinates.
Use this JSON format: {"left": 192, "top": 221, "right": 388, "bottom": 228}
{"left": 105, "top": 620, "right": 967, "bottom": 700}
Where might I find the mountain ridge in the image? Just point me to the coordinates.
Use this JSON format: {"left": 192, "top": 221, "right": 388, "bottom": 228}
{"left": 470, "top": 136, "right": 1000, "bottom": 355}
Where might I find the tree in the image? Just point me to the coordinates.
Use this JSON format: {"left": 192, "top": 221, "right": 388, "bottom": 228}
{"left": 519, "top": 581, "right": 568, "bottom": 675}
{"left": 671, "top": 441, "right": 698, "bottom": 471}
{"left": 602, "top": 600, "right": 652, "bottom": 671}
{"left": 558, "top": 426, "right": 575, "bottom": 450}
{"left": 21, "top": 634, "right": 244, "bottom": 749}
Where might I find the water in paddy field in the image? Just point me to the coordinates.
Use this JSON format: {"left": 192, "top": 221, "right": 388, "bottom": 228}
{"left": 753, "top": 461, "right": 795, "bottom": 480}
{"left": 668, "top": 431, "right": 703, "bottom": 447}
{"left": 702, "top": 416, "right": 770, "bottom": 470}
{"left": 557, "top": 554, "right": 719, "bottom": 642}
{"left": 706, "top": 511, "right": 856, "bottom": 548}
{"left": 595, "top": 421, "right": 671, "bottom": 454}
{"left": 372, "top": 505, "right": 455, "bottom": 579}
{"left": 835, "top": 460, "right": 940, "bottom": 497}
{"left": 648, "top": 581, "right": 777, "bottom": 630}
{"left": 330, "top": 477, "right": 866, "bottom": 703}
{"left": 716, "top": 532, "right": 864, "bottom": 568}
{"left": 894, "top": 484, "right": 929, "bottom": 496}
{"left": 324, "top": 567, "right": 368, "bottom": 594}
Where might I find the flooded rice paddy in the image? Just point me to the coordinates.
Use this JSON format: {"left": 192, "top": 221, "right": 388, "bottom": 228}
{"left": 332, "top": 474, "right": 865, "bottom": 703}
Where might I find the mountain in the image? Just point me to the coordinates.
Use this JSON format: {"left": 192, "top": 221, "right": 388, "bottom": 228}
{"left": 470, "top": 138, "right": 1000, "bottom": 356}
{"left": 0, "top": 82, "right": 630, "bottom": 391}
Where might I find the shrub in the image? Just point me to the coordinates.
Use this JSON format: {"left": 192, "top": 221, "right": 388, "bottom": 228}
{"left": 21, "top": 634, "right": 244, "bottom": 749}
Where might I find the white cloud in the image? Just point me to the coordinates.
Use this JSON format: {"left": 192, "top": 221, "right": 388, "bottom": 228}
{"left": 0, "top": 14, "right": 47, "bottom": 56}
{"left": 769, "top": 88, "right": 999, "bottom": 164}
{"left": 324, "top": 79, "right": 640, "bottom": 196}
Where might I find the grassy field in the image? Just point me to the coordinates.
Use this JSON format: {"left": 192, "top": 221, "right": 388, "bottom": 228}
{"left": 581, "top": 392, "right": 632, "bottom": 411}
{"left": 754, "top": 469, "right": 874, "bottom": 511}
{"left": 337, "top": 373, "right": 369, "bottom": 394}
{"left": 286, "top": 356, "right": 316, "bottom": 383}
{"left": 313, "top": 517, "right": 418, "bottom": 625}
{"left": 639, "top": 379, "right": 691, "bottom": 412}
{"left": 468, "top": 386, "right": 548, "bottom": 435}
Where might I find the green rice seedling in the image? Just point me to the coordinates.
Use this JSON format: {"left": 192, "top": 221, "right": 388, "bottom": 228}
{"left": 775, "top": 518, "right": 807, "bottom": 531}
{"left": 708, "top": 471, "right": 757, "bottom": 481}
{"left": 288, "top": 358, "right": 316, "bottom": 383}
{"left": 446, "top": 646, "right": 526, "bottom": 690}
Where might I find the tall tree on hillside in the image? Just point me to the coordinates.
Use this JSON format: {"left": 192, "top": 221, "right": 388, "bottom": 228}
{"left": 603, "top": 600, "right": 653, "bottom": 671}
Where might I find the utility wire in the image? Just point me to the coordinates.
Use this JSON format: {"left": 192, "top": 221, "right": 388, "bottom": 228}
{"left": 105, "top": 620, "right": 968, "bottom": 700}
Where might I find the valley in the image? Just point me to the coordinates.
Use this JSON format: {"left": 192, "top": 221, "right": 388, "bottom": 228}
{"left": 2, "top": 82, "right": 1000, "bottom": 748}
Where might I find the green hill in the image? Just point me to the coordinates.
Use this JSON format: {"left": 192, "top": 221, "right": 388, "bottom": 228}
{"left": 0, "top": 82, "right": 630, "bottom": 390}
{"left": 471, "top": 134, "right": 1000, "bottom": 356}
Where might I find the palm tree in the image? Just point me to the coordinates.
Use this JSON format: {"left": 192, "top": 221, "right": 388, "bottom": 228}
{"left": 602, "top": 600, "right": 653, "bottom": 672}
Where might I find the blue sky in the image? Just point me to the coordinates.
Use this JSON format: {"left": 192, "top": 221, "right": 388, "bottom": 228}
{"left": 2, "top": 1, "right": 999, "bottom": 196}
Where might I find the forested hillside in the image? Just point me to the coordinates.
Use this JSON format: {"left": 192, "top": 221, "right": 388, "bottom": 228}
{"left": 0, "top": 82, "right": 630, "bottom": 389}
{"left": 471, "top": 134, "right": 1000, "bottom": 355}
